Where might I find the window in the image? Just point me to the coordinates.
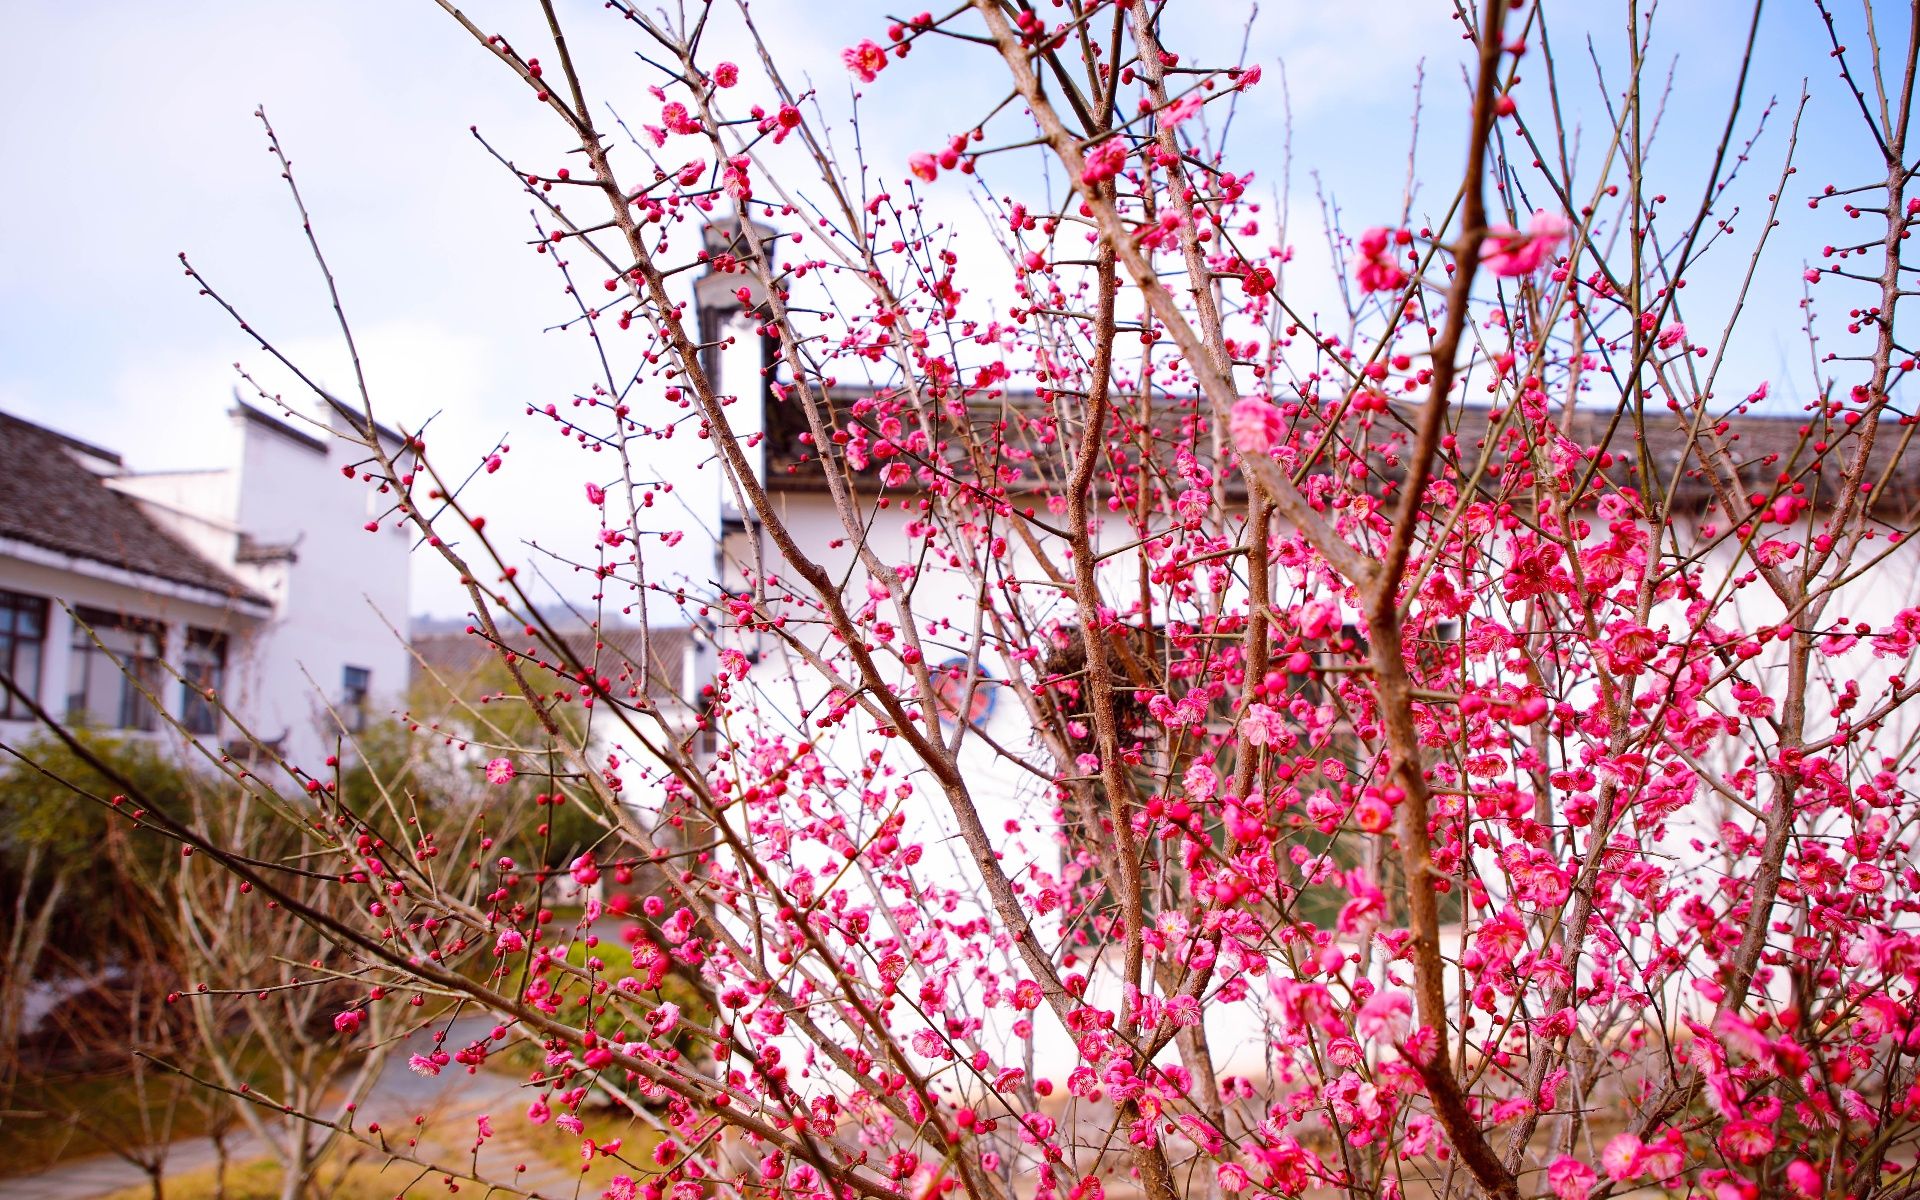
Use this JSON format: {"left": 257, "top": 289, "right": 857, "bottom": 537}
{"left": 182, "top": 628, "right": 229, "bottom": 736}
{"left": 1276, "top": 619, "right": 1466, "bottom": 930}
{"left": 67, "top": 607, "right": 164, "bottom": 732}
{"left": 341, "top": 665, "right": 371, "bottom": 731}
{"left": 1041, "top": 617, "right": 1466, "bottom": 935}
{"left": 0, "top": 590, "right": 49, "bottom": 720}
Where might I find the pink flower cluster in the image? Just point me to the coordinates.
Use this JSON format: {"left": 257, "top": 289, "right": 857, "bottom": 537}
{"left": 1355, "top": 226, "right": 1409, "bottom": 293}
{"left": 1482, "top": 208, "right": 1571, "bottom": 276}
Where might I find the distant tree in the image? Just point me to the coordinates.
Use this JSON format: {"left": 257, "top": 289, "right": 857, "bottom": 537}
{"left": 393, "top": 644, "right": 608, "bottom": 877}
{"left": 0, "top": 734, "right": 229, "bottom": 1199}
{"left": 0, "top": 732, "right": 191, "bottom": 1093}
{"left": 164, "top": 783, "right": 391, "bottom": 1200}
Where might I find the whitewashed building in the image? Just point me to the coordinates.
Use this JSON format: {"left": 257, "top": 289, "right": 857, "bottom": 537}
{"left": 0, "top": 399, "right": 412, "bottom": 772}
{"left": 692, "top": 227, "right": 1920, "bottom": 1079}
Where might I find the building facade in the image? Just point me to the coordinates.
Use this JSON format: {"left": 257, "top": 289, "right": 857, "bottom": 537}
{"left": 691, "top": 233, "right": 1920, "bottom": 1076}
{"left": 0, "top": 400, "right": 411, "bottom": 772}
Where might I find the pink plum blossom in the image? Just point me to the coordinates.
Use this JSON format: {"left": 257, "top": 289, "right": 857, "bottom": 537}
{"left": 1483, "top": 209, "right": 1571, "bottom": 276}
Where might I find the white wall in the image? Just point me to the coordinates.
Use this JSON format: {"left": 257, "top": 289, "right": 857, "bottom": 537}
{"left": 717, "top": 309, "right": 767, "bottom": 492}
{"left": 221, "top": 406, "right": 413, "bottom": 770}
{"left": 712, "top": 473, "right": 1920, "bottom": 1086}
{"left": 108, "top": 468, "right": 241, "bottom": 570}
{"left": 22, "top": 404, "right": 418, "bottom": 772}
{"left": 696, "top": 295, "right": 1920, "bottom": 1089}
{"left": 719, "top": 492, "right": 1096, "bottom": 1077}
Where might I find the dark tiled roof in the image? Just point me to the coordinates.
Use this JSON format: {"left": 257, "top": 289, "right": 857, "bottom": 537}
{"left": 410, "top": 624, "right": 696, "bottom": 706}
{"left": 759, "top": 385, "right": 1920, "bottom": 515}
{"left": 0, "top": 411, "right": 268, "bottom": 605}
{"left": 233, "top": 399, "right": 327, "bottom": 454}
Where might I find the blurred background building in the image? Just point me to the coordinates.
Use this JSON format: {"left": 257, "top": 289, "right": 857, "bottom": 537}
{"left": 0, "top": 398, "right": 411, "bottom": 771}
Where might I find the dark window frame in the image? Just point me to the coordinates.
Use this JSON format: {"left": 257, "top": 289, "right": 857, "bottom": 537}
{"left": 0, "top": 590, "right": 50, "bottom": 720}
{"left": 68, "top": 606, "right": 166, "bottom": 732}
{"left": 182, "top": 627, "right": 229, "bottom": 736}
{"left": 341, "top": 664, "right": 372, "bottom": 731}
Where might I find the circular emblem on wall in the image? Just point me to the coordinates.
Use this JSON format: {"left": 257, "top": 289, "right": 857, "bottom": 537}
{"left": 931, "top": 657, "right": 996, "bottom": 728}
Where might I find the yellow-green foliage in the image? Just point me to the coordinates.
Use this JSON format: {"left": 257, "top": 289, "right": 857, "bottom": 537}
{"left": 99, "top": 1156, "right": 415, "bottom": 1200}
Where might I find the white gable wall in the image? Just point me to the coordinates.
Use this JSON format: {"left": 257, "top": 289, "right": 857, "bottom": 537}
{"left": 222, "top": 406, "right": 413, "bottom": 770}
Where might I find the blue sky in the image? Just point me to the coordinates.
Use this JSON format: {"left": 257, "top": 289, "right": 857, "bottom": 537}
{"left": 0, "top": 0, "right": 1900, "bottom": 617}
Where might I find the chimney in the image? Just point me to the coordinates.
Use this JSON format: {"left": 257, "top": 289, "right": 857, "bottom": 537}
{"left": 694, "top": 218, "right": 780, "bottom": 495}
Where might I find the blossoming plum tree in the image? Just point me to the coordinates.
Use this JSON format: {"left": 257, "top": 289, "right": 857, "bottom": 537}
{"left": 15, "top": 1, "right": 1920, "bottom": 1199}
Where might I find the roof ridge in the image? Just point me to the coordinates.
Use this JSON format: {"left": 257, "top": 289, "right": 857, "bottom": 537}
{"left": 0, "top": 409, "right": 268, "bottom": 606}
{"left": 0, "top": 409, "right": 125, "bottom": 466}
